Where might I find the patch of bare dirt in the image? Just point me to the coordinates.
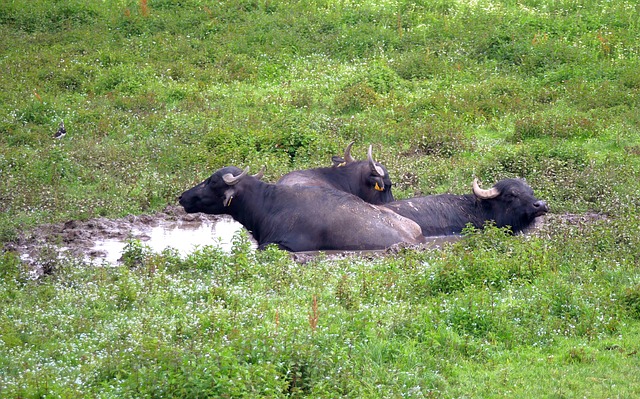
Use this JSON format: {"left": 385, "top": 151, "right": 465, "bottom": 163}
{"left": 532, "top": 212, "right": 609, "bottom": 237}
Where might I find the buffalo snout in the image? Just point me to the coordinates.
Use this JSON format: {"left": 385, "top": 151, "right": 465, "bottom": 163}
{"left": 533, "top": 200, "right": 549, "bottom": 216}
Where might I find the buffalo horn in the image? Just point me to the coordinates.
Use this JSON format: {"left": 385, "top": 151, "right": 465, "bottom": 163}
{"left": 222, "top": 166, "right": 250, "bottom": 185}
{"left": 367, "top": 145, "right": 385, "bottom": 177}
{"left": 472, "top": 178, "right": 500, "bottom": 199}
{"left": 343, "top": 141, "right": 356, "bottom": 163}
{"left": 252, "top": 166, "right": 266, "bottom": 181}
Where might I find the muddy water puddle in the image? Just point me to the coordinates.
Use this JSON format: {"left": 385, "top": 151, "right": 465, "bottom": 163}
{"left": 15, "top": 206, "right": 253, "bottom": 268}
{"left": 90, "top": 217, "right": 250, "bottom": 264}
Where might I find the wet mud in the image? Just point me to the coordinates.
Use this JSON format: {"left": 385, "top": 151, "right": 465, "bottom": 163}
{"left": 10, "top": 206, "right": 248, "bottom": 268}
{"left": 6, "top": 206, "right": 606, "bottom": 273}
{"left": 8, "top": 205, "right": 462, "bottom": 269}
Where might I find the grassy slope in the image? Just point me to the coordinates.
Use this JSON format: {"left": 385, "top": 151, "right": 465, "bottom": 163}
{"left": 1, "top": 0, "right": 640, "bottom": 397}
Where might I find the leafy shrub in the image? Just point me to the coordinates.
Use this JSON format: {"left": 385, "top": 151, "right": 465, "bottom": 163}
{"left": 33, "top": 245, "right": 63, "bottom": 277}
{"left": 511, "top": 110, "right": 599, "bottom": 141}
{"left": 567, "top": 79, "right": 639, "bottom": 112}
{"left": 93, "top": 65, "right": 153, "bottom": 95}
{"left": 203, "top": 112, "right": 334, "bottom": 167}
{"left": 0, "top": 252, "right": 23, "bottom": 281}
{"left": 143, "top": 247, "right": 184, "bottom": 274}
{"left": 121, "top": 239, "right": 151, "bottom": 269}
{"left": 477, "top": 142, "right": 588, "bottom": 183}
{"left": 229, "top": 229, "right": 257, "bottom": 282}
{"left": 0, "top": 313, "right": 24, "bottom": 348}
{"left": 621, "top": 285, "right": 640, "bottom": 320}
{"left": 362, "top": 62, "right": 402, "bottom": 94}
{"left": 335, "top": 274, "right": 360, "bottom": 310}
{"left": 333, "top": 83, "right": 380, "bottom": 114}
{"left": 289, "top": 88, "right": 314, "bottom": 109}
{"left": 184, "top": 245, "right": 228, "bottom": 272}
{"left": 446, "top": 300, "right": 499, "bottom": 338}
{"left": 0, "top": 223, "right": 18, "bottom": 244}
{"left": 215, "top": 53, "right": 259, "bottom": 82}
{"left": 620, "top": 63, "right": 640, "bottom": 89}
{"left": 521, "top": 38, "right": 586, "bottom": 75}
{"left": 564, "top": 346, "right": 596, "bottom": 364}
{"left": 16, "top": 101, "right": 57, "bottom": 126}
{"left": 455, "top": 77, "right": 528, "bottom": 120}
{"left": 414, "top": 119, "right": 470, "bottom": 157}
{"left": 392, "top": 51, "right": 448, "bottom": 81}
{"left": 472, "top": 26, "right": 586, "bottom": 76}
{"left": 425, "top": 224, "right": 547, "bottom": 295}
{"left": 0, "top": 0, "right": 100, "bottom": 32}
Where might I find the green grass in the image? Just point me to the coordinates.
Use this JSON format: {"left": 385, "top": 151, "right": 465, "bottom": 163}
{"left": 2, "top": 225, "right": 640, "bottom": 397}
{"left": 2, "top": 0, "right": 640, "bottom": 397}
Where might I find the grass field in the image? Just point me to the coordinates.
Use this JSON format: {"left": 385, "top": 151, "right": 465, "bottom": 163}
{"left": 1, "top": 0, "right": 640, "bottom": 397}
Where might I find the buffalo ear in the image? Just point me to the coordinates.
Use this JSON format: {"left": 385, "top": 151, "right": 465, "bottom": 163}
{"left": 332, "top": 156, "right": 347, "bottom": 167}
{"left": 223, "top": 188, "right": 236, "bottom": 207}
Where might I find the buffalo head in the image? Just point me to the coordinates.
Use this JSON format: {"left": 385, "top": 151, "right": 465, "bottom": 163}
{"left": 278, "top": 142, "right": 394, "bottom": 205}
{"left": 179, "top": 166, "right": 263, "bottom": 214}
{"left": 473, "top": 178, "right": 549, "bottom": 232}
{"left": 329, "top": 142, "right": 394, "bottom": 202}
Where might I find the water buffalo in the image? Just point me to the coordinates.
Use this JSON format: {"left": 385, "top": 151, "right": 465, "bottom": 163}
{"left": 277, "top": 142, "right": 394, "bottom": 205}
{"left": 384, "top": 178, "right": 549, "bottom": 236}
{"left": 179, "top": 166, "right": 425, "bottom": 251}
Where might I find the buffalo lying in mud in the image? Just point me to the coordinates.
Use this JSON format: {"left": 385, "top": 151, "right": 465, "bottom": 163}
{"left": 179, "top": 166, "right": 425, "bottom": 252}
{"left": 277, "top": 142, "right": 394, "bottom": 205}
{"left": 384, "top": 178, "right": 549, "bottom": 236}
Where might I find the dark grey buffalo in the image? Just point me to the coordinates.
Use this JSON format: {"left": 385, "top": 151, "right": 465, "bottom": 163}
{"left": 277, "top": 142, "right": 394, "bottom": 205}
{"left": 384, "top": 178, "right": 549, "bottom": 236}
{"left": 179, "top": 166, "right": 425, "bottom": 251}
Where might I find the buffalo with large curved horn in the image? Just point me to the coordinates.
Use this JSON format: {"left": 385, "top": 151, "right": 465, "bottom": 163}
{"left": 384, "top": 178, "right": 549, "bottom": 236}
{"left": 331, "top": 141, "right": 356, "bottom": 166}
